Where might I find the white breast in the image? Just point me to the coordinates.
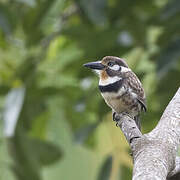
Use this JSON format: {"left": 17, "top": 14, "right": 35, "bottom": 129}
{"left": 101, "top": 86, "right": 127, "bottom": 112}
{"left": 99, "top": 76, "right": 122, "bottom": 86}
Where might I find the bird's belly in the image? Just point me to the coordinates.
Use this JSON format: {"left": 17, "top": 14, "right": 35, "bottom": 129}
{"left": 101, "top": 92, "right": 140, "bottom": 116}
{"left": 105, "top": 97, "right": 128, "bottom": 113}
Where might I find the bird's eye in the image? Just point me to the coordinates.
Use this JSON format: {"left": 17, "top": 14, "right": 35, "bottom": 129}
{"left": 107, "top": 62, "right": 114, "bottom": 67}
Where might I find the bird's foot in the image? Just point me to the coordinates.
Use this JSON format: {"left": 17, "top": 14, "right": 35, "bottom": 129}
{"left": 121, "top": 112, "right": 133, "bottom": 119}
{"left": 112, "top": 112, "right": 119, "bottom": 126}
{"left": 113, "top": 112, "right": 132, "bottom": 121}
{"left": 112, "top": 112, "right": 120, "bottom": 126}
{"left": 112, "top": 112, "right": 133, "bottom": 127}
{"left": 112, "top": 111, "right": 117, "bottom": 121}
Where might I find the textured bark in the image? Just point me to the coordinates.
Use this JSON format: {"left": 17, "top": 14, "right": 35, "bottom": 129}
{"left": 168, "top": 157, "right": 180, "bottom": 179}
{"left": 115, "top": 88, "right": 180, "bottom": 180}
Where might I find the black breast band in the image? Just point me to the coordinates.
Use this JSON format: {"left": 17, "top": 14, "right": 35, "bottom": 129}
{"left": 99, "top": 79, "right": 123, "bottom": 93}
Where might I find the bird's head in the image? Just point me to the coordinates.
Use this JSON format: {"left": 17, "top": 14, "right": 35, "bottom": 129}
{"left": 84, "top": 56, "right": 130, "bottom": 85}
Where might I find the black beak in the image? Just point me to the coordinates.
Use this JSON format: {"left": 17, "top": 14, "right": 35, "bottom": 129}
{"left": 83, "top": 61, "right": 105, "bottom": 70}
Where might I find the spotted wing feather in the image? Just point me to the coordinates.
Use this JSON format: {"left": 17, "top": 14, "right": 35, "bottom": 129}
{"left": 124, "top": 71, "right": 147, "bottom": 112}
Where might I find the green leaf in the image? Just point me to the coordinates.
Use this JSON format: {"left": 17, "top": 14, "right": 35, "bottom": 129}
{"left": 97, "top": 155, "right": 112, "bottom": 180}
{"left": 0, "top": 85, "right": 9, "bottom": 95}
{"left": 16, "top": 0, "right": 36, "bottom": 7}
{"left": 11, "top": 164, "right": 41, "bottom": 180}
{"left": 157, "top": 38, "right": 180, "bottom": 79}
{"left": 160, "top": 0, "right": 180, "bottom": 20}
{"left": 0, "top": 6, "right": 12, "bottom": 35}
{"left": 120, "top": 165, "right": 132, "bottom": 180}
{"left": 29, "top": 138, "right": 63, "bottom": 166}
{"left": 78, "top": 0, "right": 107, "bottom": 25}
{"left": 30, "top": 111, "right": 49, "bottom": 139}
{"left": 74, "top": 122, "right": 99, "bottom": 144}
{"left": 22, "top": 0, "right": 56, "bottom": 45}
{"left": 9, "top": 131, "right": 62, "bottom": 180}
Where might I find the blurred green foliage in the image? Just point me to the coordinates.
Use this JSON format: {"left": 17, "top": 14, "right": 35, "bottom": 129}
{"left": 0, "top": 0, "right": 180, "bottom": 180}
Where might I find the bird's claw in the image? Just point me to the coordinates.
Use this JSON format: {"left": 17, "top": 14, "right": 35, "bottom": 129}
{"left": 113, "top": 112, "right": 132, "bottom": 121}
{"left": 112, "top": 112, "right": 120, "bottom": 122}
{"left": 112, "top": 112, "right": 116, "bottom": 121}
{"left": 113, "top": 112, "right": 121, "bottom": 127}
{"left": 116, "top": 122, "right": 119, "bottom": 127}
{"left": 113, "top": 112, "right": 133, "bottom": 127}
{"left": 121, "top": 112, "right": 132, "bottom": 118}
{"left": 130, "top": 151, "right": 133, "bottom": 157}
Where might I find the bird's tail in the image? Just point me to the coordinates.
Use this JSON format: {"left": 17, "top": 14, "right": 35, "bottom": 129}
{"left": 134, "top": 115, "right": 141, "bottom": 132}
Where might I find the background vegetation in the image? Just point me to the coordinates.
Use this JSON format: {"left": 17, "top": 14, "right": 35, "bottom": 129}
{"left": 0, "top": 0, "right": 180, "bottom": 179}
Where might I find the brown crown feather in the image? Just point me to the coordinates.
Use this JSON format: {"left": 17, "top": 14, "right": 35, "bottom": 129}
{"left": 101, "top": 56, "right": 129, "bottom": 68}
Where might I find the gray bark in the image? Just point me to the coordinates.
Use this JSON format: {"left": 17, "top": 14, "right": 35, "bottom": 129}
{"left": 115, "top": 87, "right": 180, "bottom": 180}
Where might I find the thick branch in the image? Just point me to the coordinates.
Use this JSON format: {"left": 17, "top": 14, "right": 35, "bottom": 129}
{"left": 168, "top": 157, "right": 180, "bottom": 178}
{"left": 115, "top": 114, "right": 142, "bottom": 145}
{"left": 115, "top": 87, "right": 180, "bottom": 179}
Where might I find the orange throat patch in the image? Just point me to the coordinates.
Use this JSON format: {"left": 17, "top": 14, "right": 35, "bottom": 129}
{"left": 100, "top": 70, "right": 108, "bottom": 81}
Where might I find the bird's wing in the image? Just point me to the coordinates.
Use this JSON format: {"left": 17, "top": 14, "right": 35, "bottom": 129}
{"left": 124, "top": 71, "right": 147, "bottom": 112}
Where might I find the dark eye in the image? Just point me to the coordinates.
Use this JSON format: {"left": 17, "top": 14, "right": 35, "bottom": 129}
{"left": 107, "top": 62, "right": 114, "bottom": 67}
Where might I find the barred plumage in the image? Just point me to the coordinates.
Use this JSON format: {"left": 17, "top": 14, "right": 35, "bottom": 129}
{"left": 84, "top": 56, "right": 147, "bottom": 131}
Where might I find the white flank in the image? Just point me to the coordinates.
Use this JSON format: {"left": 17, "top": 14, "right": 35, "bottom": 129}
{"left": 129, "top": 88, "right": 138, "bottom": 98}
{"left": 118, "top": 86, "right": 127, "bottom": 96}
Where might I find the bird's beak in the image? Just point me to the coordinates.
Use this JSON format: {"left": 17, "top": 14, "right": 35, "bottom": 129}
{"left": 83, "top": 61, "right": 105, "bottom": 70}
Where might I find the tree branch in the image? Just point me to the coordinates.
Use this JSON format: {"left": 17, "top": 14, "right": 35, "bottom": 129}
{"left": 115, "top": 113, "right": 142, "bottom": 145}
{"left": 115, "top": 87, "right": 180, "bottom": 179}
{"left": 168, "top": 157, "right": 180, "bottom": 178}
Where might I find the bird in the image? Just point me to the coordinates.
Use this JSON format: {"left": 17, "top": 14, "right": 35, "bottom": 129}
{"left": 84, "top": 56, "right": 146, "bottom": 131}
